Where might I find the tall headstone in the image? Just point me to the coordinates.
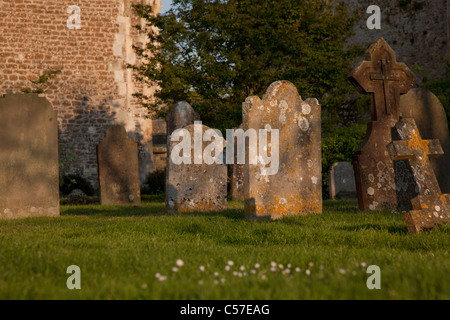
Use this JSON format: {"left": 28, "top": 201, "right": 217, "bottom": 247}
{"left": 349, "top": 38, "right": 418, "bottom": 212}
{"left": 329, "top": 162, "right": 357, "bottom": 200}
{"left": 400, "top": 88, "right": 450, "bottom": 193}
{"left": 165, "top": 101, "right": 202, "bottom": 209}
{"left": 243, "top": 81, "right": 322, "bottom": 220}
{"left": 166, "top": 123, "right": 227, "bottom": 213}
{"left": 387, "top": 118, "right": 450, "bottom": 234}
{"left": 0, "top": 94, "right": 59, "bottom": 219}
{"left": 97, "top": 125, "right": 141, "bottom": 205}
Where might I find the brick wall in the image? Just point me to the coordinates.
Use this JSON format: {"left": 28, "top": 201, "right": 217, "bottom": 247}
{"left": 0, "top": 0, "right": 161, "bottom": 191}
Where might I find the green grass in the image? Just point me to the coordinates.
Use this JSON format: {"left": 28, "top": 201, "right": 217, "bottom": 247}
{"left": 0, "top": 197, "right": 449, "bottom": 300}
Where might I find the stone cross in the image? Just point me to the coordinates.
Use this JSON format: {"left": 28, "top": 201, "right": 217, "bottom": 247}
{"left": 349, "top": 38, "right": 418, "bottom": 212}
{"left": 350, "top": 38, "right": 417, "bottom": 121}
{"left": 387, "top": 118, "right": 450, "bottom": 234}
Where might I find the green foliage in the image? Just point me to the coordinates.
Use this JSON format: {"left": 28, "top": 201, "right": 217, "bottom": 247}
{"left": 141, "top": 170, "right": 166, "bottom": 195}
{"left": 130, "top": 0, "right": 362, "bottom": 132}
{"left": 60, "top": 174, "right": 95, "bottom": 197}
{"left": 322, "top": 123, "right": 367, "bottom": 199}
{"left": 21, "top": 68, "right": 62, "bottom": 94}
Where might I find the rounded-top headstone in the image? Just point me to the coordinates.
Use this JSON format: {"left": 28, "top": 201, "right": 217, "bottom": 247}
{"left": 400, "top": 88, "right": 450, "bottom": 193}
{"left": 0, "top": 94, "right": 60, "bottom": 219}
{"left": 166, "top": 101, "right": 201, "bottom": 136}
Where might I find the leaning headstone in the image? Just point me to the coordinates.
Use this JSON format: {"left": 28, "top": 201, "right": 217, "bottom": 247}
{"left": 97, "top": 125, "right": 141, "bottom": 205}
{"left": 329, "top": 162, "right": 357, "bottom": 200}
{"left": 166, "top": 123, "right": 227, "bottom": 213}
{"left": 231, "top": 124, "right": 244, "bottom": 201}
{"left": 387, "top": 118, "right": 450, "bottom": 234}
{"left": 0, "top": 94, "right": 59, "bottom": 219}
{"left": 243, "top": 80, "right": 322, "bottom": 220}
{"left": 349, "top": 38, "right": 417, "bottom": 212}
{"left": 400, "top": 88, "right": 450, "bottom": 194}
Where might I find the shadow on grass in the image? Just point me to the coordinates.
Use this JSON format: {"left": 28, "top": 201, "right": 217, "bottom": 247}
{"left": 61, "top": 201, "right": 246, "bottom": 220}
{"left": 337, "top": 223, "right": 409, "bottom": 235}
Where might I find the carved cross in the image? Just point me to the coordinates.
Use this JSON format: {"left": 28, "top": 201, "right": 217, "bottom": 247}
{"left": 387, "top": 118, "right": 450, "bottom": 234}
{"left": 350, "top": 38, "right": 417, "bottom": 121}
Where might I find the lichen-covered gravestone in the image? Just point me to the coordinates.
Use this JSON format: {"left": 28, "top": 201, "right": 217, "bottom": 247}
{"left": 329, "top": 162, "right": 357, "bottom": 200}
{"left": 97, "top": 125, "right": 141, "bottom": 205}
{"left": 166, "top": 123, "right": 227, "bottom": 213}
{"left": 387, "top": 118, "right": 450, "bottom": 234}
{"left": 400, "top": 88, "right": 450, "bottom": 194}
{"left": 165, "top": 101, "right": 203, "bottom": 211}
{"left": 243, "top": 81, "right": 322, "bottom": 220}
{"left": 0, "top": 94, "right": 59, "bottom": 219}
{"left": 349, "top": 38, "right": 417, "bottom": 212}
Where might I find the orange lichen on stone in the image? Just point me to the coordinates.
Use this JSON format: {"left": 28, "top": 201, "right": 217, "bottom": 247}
{"left": 243, "top": 81, "right": 322, "bottom": 221}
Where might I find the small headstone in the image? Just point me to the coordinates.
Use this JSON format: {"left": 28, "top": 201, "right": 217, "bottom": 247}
{"left": 231, "top": 163, "right": 244, "bottom": 201}
{"left": 329, "top": 162, "right": 357, "bottom": 200}
{"left": 400, "top": 88, "right": 450, "bottom": 193}
{"left": 97, "top": 125, "right": 141, "bottom": 205}
{"left": 166, "top": 123, "right": 227, "bottom": 213}
{"left": 231, "top": 124, "right": 244, "bottom": 201}
{"left": 349, "top": 38, "right": 417, "bottom": 212}
{"left": 387, "top": 118, "right": 450, "bottom": 234}
{"left": 0, "top": 94, "right": 59, "bottom": 219}
{"left": 243, "top": 80, "right": 322, "bottom": 220}
{"left": 67, "top": 189, "right": 99, "bottom": 205}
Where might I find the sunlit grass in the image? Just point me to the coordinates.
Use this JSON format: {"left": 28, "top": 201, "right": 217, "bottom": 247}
{"left": 0, "top": 198, "right": 448, "bottom": 300}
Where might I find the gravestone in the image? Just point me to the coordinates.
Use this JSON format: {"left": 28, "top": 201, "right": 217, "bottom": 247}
{"left": 231, "top": 163, "right": 244, "bottom": 201}
{"left": 166, "top": 123, "right": 227, "bottom": 213}
{"left": 166, "top": 101, "right": 201, "bottom": 136}
{"left": 231, "top": 124, "right": 244, "bottom": 201}
{"left": 165, "top": 101, "right": 202, "bottom": 209}
{"left": 329, "top": 162, "right": 357, "bottom": 200}
{"left": 400, "top": 88, "right": 450, "bottom": 194}
{"left": 0, "top": 94, "right": 59, "bottom": 219}
{"left": 387, "top": 118, "right": 450, "bottom": 234}
{"left": 349, "top": 38, "right": 417, "bottom": 212}
{"left": 97, "top": 125, "right": 141, "bottom": 205}
{"left": 243, "top": 80, "right": 322, "bottom": 220}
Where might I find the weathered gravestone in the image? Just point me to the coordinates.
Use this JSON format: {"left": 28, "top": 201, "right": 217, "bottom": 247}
{"left": 329, "top": 162, "right": 357, "bottom": 200}
{"left": 231, "top": 124, "right": 244, "bottom": 201}
{"left": 243, "top": 81, "right": 322, "bottom": 220}
{"left": 0, "top": 94, "right": 59, "bottom": 219}
{"left": 387, "top": 118, "right": 450, "bottom": 234}
{"left": 349, "top": 38, "right": 418, "bottom": 212}
{"left": 97, "top": 125, "right": 141, "bottom": 205}
{"left": 166, "top": 123, "right": 227, "bottom": 213}
{"left": 165, "top": 101, "right": 202, "bottom": 210}
{"left": 166, "top": 101, "right": 201, "bottom": 137}
{"left": 231, "top": 163, "right": 244, "bottom": 201}
{"left": 400, "top": 88, "right": 450, "bottom": 194}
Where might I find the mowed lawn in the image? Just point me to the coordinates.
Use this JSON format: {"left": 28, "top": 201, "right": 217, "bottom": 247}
{"left": 0, "top": 196, "right": 449, "bottom": 300}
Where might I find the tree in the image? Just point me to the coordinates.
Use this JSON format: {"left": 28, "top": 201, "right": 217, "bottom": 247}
{"left": 130, "top": 0, "right": 363, "bottom": 132}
